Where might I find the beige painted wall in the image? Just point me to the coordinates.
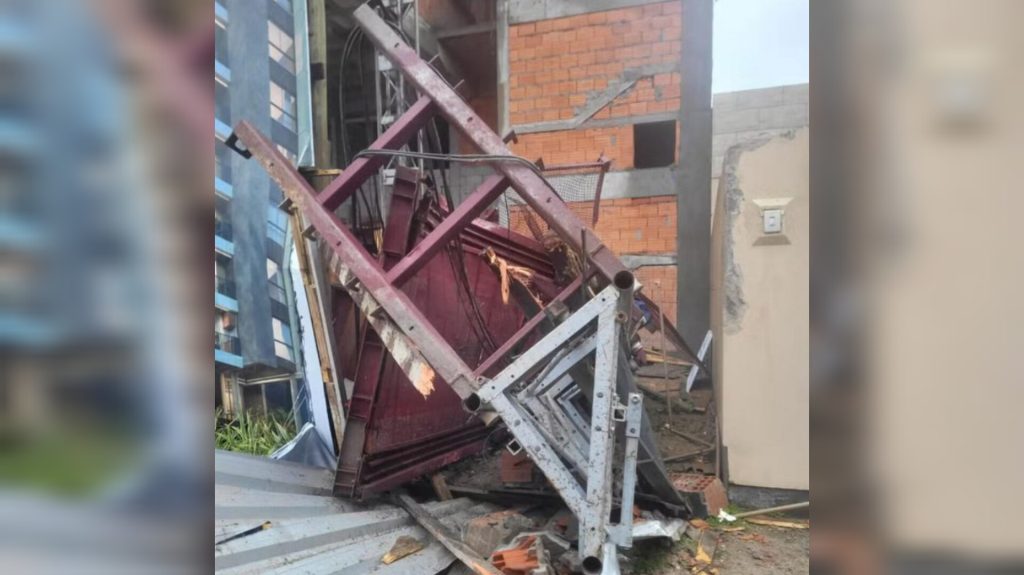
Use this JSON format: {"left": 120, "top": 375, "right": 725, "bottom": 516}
{"left": 710, "top": 128, "right": 809, "bottom": 490}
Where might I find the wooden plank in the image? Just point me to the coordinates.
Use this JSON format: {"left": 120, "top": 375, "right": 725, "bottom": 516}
{"left": 431, "top": 474, "right": 453, "bottom": 501}
{"left": 394, "top": 492, "right": 504, "bottom": 575}
{"left": 290, "top": 210, "right": 346, "bottom": 452}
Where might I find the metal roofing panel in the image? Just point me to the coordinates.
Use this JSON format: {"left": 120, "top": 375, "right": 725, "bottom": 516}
{"left": 215, "top": 450, "right": 479, "bottom": 574}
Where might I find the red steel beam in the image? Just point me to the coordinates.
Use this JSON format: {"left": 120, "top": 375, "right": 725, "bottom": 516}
{"left": 386, "top": 174, "right": 509, "bottom": 286}
{"left": 316, "top": 95, "right": 436, "bottom": 211}
{"left": 353, "top": 5, "right": 625, "bottom": 281}
{"left": 472, "top": 274, "right": 586, "bottom": 379}
{"left": 352, "top": 5, "right": 708, "bottom": 374}
{"left": 232, "top": 121, "right": 478, "bottom": 398}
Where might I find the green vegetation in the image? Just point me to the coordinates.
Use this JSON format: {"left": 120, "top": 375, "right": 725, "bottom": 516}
{"left": 0, "top": 430, "right": 138, "bottom": 497}
{"left": 215, "top": 409, "right": 296, "bottom": 455}
{"left": 629, "top": 538, "right": 687, "bottom": 574}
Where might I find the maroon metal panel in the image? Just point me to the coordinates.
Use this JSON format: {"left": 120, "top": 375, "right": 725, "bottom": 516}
{"left": 386, "top": 174, "right": 510, "bottom": 286}
{"left": 334, "top": 171, "right": 554, "bottom": 499}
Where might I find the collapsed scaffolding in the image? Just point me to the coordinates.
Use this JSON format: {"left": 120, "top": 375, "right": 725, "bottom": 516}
{"left": 228, "top": 5, "right": 708, "bottom": 573}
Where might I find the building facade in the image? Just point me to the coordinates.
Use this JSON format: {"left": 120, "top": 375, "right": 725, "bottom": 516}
{"left": 215, "top": 0, "right": 308, "bottom": 418}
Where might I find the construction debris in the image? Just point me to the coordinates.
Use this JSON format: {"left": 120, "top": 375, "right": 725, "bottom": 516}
{"left": 746, "top": 518, "right": 811, "bottom": 530}
{"left": 394, "top": 492, "right": 505, "bottom": 575}
{"left": 226, "top": 5, "right": 717, "bottom": 573}
{"left": 463, "top": 510, "right": 536, "bottom": 558}
{"left": 382, "top": 535, "right": 426, "bottom": 565}
{"left": 672, "top": 474, "right": 729, "bottom": 517}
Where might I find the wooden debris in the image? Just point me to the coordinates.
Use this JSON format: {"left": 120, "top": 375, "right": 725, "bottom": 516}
{"left": 689, "top": 518, "right": 712, "bottom": 531}
{"left": 746, "top": 518, "right": 810, "bottom": 530}
{"left": 646, "top": 351, "right": 689, "bottom": 366}
{"left": 431, "top": 474, "right": 453, "bottom": 501}
{"left": 393, "top": 492, "right": 504, "bottom": 575}
{"left": 737, "top": 532, "right": 768, "bottom": 544}
{"left": 694, "top": 528, "right": 719, "bottom": 565}
{"left": 382, "top": 535, "right": 425, "bottom": 564}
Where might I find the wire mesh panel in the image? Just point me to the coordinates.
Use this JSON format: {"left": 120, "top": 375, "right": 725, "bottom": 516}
{"left": 498, "top": 158, "right": 610, "bottom": 241}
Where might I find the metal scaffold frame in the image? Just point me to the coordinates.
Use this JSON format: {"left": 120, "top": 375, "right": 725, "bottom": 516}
{"left": 228, "top": 5, "right": 708, "bottom": 572}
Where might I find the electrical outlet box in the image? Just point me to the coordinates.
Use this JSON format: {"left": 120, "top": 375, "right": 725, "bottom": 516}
{"left": 763, "top": 209, "right": 783, "bottom": 234}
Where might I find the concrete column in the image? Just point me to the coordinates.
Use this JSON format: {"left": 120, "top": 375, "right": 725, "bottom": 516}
{"left": 675, "top": 0, "right": 713, "bottom": 352}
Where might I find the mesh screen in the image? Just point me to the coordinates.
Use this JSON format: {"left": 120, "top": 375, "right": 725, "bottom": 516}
{"left": 498, "top": 163, "right": 606, "bottom": 241}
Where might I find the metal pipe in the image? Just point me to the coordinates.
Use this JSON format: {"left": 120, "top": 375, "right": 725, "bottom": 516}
{"left": 613, "top": 270, "right": 635, "bottom": 327}
{"left": 733, "top": 501, "right": 809, "bottom": 519}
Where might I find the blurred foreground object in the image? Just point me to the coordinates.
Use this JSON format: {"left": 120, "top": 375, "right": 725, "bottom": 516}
{"left": 811, "top": 0, "right": 1024, "bottom": 572}
{"left": 0, "top": 0, "right": 210, "bottom": 571}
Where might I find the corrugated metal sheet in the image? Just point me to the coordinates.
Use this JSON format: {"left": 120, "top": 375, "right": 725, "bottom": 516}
{"left": 215, "top": 450, "right": 494, "bottom": 574}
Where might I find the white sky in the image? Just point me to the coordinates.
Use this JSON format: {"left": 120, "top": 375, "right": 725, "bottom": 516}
{"left": 712, "top": 0, "right": 809, "bottom": 93}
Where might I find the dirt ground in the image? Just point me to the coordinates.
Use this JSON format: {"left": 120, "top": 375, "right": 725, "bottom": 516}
{"left": 627, "top": 521, "right": 809, "bottom": 574}
{"left": 714, "top": 523, "right": 810, "bottom": 575}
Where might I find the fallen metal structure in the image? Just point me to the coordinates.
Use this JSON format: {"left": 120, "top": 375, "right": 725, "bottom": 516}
{"left": 229, "top": 5, "right": 706, "bottom": 572}
{"left": 328, "top": 168, "right": 555, "bottom": 499}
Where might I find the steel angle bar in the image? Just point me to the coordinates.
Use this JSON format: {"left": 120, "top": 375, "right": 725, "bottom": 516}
{"left": 517, "top": 394, "right": 588, "bottom": 471}
{"left": 526, "top": 375, "right": 591, "bottom": 459}
{"left": 608, "top": 393, "right": 644, "bottom": 548}
{"left": 579, "top": 303, "right": 623, "bottom": 564}
{"left": 489, "top": 392, "right": 587, "bottom": 514}
{"left": 474, "top": 286, "right": 617, "bottom": 405}
{"left": 537, "top": 392, "right": 591, "bottom": 467}
{"left": 526, "top": 335, "right": 597, "bottom": 397}
{"left": 517, "top": 376, "right": 591, "bottom": 470}
{"left": 556, "top": 386, "right": 592, "bottom": 437}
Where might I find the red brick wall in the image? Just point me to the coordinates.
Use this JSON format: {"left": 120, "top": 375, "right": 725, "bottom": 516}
{"left": 504, "top": 1, "right": 683, "bottom": 323}
{"left": 508, "top": 1, "right": 682, "bottom": 168}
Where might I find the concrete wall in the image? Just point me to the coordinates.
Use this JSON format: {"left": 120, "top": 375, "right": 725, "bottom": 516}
{"left": 711, "top": 128, "right": 809, "bottom": 491}
{"left": 712, "top": 84, "right": 808, "bottom": 190}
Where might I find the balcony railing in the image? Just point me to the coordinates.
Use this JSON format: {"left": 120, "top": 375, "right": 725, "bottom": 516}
{"left": 215, "top": 219, "right": 233, "bottom": 241}
{"left": 216, "top": 278, "right": 236, "bottom": 298}
{"left": 215, "top": 331, "right": 240, "bottom": 355}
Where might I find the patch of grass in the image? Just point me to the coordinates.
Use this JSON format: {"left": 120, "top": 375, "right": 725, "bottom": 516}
{"left": 215, "top": 409, "right": 296, "bottom": 455}
{"left": 0, "top": 430, "right": 138, "bottom": 497}
{"left": 629, "top": 538, "right": 687, "bottom": 574}
{"left": 706, "top": 503, "right": 751, "bottom": 528}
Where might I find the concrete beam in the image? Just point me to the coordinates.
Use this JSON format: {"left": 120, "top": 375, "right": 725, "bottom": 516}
{"left": 512, "top": 62, "right": 676, "bottom": 134}
{"left": 508, "top": 0, "right": 653, "bottom": 24}
{"left": 621, "top": 253, "right": 677, "bottom": 269}
{"left": 675, "top": 0, "right": 713, "bottom": 353}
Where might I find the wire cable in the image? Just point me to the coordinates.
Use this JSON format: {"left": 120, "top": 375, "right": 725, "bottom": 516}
{"left": 351, "top": 148, "right": 545, "bottom": 176}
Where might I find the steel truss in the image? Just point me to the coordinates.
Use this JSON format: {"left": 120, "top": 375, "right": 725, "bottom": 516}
{"left": 229, "top": 5, "right": 707, "bottom": 572}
